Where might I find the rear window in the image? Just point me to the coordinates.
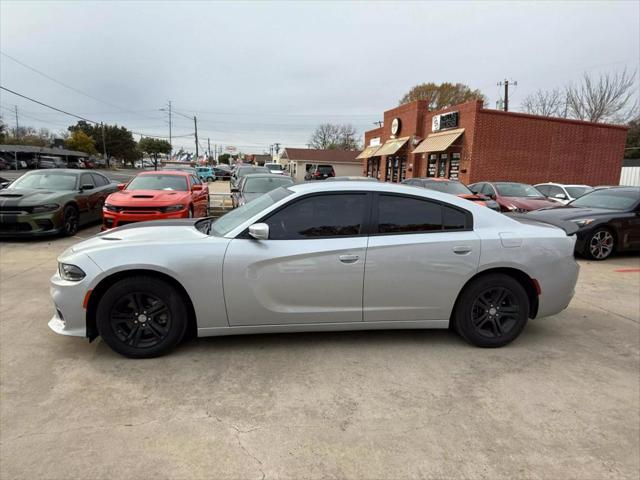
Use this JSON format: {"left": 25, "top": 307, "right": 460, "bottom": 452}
{"left": 317, "top": 165, "right": 333, "bottom": 173}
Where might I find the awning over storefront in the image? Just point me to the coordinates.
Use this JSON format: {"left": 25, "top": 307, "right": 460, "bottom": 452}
{"left": 413, "top": 128, "right": 465, "bottom": 154}
{"left": 356, "top": 145, "right": 381, "bottom": 159}
{"left": 373, "top": 136, "right": 410, "bottom": 157}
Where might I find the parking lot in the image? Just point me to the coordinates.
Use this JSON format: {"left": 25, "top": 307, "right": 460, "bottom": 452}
{"left": 0, "top": 220, "right": 638, "bottom": 479}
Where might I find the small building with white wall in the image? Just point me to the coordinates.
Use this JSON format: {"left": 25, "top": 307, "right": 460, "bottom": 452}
{"left": 620, "top": 158, "right": 640, "bottom": 186}
{"left": 279, "top": 148, "right": 362, "bottom": 182}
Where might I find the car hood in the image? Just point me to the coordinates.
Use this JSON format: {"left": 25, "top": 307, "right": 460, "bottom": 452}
{"left": 107, "top": 189, "right": 190, "bottom": 206}
{"left": 70, "top": 219, "right": 209, "bottom": 255}
{"left": 526, "top": 206, "right": 622, "bottom": 221}
{"left": 458, "top": 193, "right": 486, "bottom": 202}
{"left": 500, "top": 196, "right": 557, "bottom": 210}
{"left": 0, "top": 188, "right": 71, "bottom": 206}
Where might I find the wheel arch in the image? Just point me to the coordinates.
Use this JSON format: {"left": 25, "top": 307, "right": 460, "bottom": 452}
{"left": 452, "top": 267, "right": 539, "bottom": 322}
{"left": 86, "top": 269, "right": 198, "bottom": 341}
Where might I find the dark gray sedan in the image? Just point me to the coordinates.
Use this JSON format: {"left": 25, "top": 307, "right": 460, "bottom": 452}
{"left": 231, "top": 173, "right": 294, "bottom": 207}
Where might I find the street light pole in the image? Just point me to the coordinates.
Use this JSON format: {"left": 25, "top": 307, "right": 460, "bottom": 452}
{"left": 194, "top": 116, "right": 199, "bottom": 160}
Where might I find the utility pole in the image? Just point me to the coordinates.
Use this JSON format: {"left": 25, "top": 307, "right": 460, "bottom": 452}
{"left": 274, "top": 142, "right": 280, "bottom": 156}
{"left": 101, "top": 122, "right": 108, "bottom": 167}
{"left": 194, "top": 116, "right": 199, "bottom": 160}
{"left": 207, "top": 138, "right": 211, "bottom": 163}
{"left": 168, "top": 100, "right": 172, "bottom": 155}
{"left": 497, "top": 79, "right": 517, "bottom": 112}
{"left": 14, "top": 106, "right": 19, "bottom": 171}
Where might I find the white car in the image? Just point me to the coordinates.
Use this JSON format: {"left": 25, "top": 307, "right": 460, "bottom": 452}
{"left": 535, "top": 183, "right": 593, "bottom": 205}
{"left": 264, "top": 162, "right": 287, "bottom": 175}
{"left": 49, "top": 182, "right": 579, "bottom": 358}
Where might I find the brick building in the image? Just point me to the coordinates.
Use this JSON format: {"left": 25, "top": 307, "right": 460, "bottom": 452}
{"left": 359, "top": 100, "right": 628, "bottom": 185}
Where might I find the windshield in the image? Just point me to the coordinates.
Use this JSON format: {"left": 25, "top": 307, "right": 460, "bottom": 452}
{"left": 238, "top": 167, "right": 268, "bottom": 177}
{"left": 8, "top": 172, "right": 77, "bottom": 191}
{"left": 566, "top": 186, "right": 593, "bottom": 198}
{"left": 211, "top": 187, "right": 293, "bottom": 236}
{"left": 266, "top": 164, "right": 283, "bottom": 171}
{"left": 423, "top": 181, "right": 472, "bottom": 195}
{"left": 244, "top": 177, "right": 293, "bottom": 193}
{"left": 570, "top": 189, "right": 639, "bottom": 210}
{"left": 495, "top": 183, "right": 544, "bottom": 197}
{"left": 126, "top": 175, "right": 188, "bottom": 191}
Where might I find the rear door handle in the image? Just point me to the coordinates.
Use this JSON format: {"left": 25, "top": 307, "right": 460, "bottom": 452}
{"left": 453, "top": 246, "right": 472, "bottom": 254}
{"left": 339, "top": 254, "right": 359, "bottom": 264}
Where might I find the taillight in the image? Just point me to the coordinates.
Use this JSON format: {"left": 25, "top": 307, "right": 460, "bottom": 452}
{"left": 314, "top": 171, "right": 321, "bottom": 177}
{"left": 330, "top": 171, "right": 335, "bottom": 177}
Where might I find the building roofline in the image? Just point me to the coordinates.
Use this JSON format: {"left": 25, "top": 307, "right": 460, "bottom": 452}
{"left": 478, "top": 107, "right": 629, "bottom": 131}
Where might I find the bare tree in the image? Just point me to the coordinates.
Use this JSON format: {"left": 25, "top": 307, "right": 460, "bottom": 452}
{"left": 565, "top": 69, "right": 637, "bottom": 123}
{"left": 522, "top": 88, "right": 567, "bottom": 117}
{"left": 309, "top": 123, "right": 360, "bottom": 150}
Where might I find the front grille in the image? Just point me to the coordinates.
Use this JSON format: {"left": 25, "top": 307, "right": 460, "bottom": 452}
{"left": 0, "top": 223, "right": 32, "bottom": 232}
{"left": 0, "top": 206, "right": 33, "bottom": 214}
{"left": 109, "top": 206, "right": 161, "bottom": 213}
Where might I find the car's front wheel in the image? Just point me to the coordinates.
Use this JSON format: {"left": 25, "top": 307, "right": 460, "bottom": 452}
{"left": 96, "top": 276, "right": 188, "bottom": 358}
{"left": 585, "top": 228, "right": 615, "bottom": 260}
{"left": 454, "top": 273, "right": 529, "bottom": 348}
{"left": 61, "top": 205, "right": 79, "bottom": 236}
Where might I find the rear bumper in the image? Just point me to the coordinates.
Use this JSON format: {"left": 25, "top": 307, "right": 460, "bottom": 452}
{"left": 536, "top": 254, "right": 579, "bottom": 318}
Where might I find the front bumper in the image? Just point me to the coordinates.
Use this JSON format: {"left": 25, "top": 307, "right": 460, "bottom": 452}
{"left": 0, "top": 210, "right": 63, "bottom": 237}
{"left": 49, "top": 255, "right": 103, "bottom": 338}
{"left": 102, "top": 207, "right": 189, "bottom": 229}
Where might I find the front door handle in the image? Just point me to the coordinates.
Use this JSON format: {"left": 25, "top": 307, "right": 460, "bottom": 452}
{"left": 339, "top": 254, "right": 359, "bottom": 264}
{"left": 453, "top": 246, "right": 472, "bottom": 255}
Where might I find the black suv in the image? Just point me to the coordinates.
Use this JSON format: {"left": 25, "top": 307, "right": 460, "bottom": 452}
{"left": 305, "top": 164, "right": 335, "bottom": 180}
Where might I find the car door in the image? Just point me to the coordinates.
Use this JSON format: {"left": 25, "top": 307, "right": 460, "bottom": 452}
{"left": 223, "top": 192, "right": 370, "bottom": 326}
{"left": 77, "top": 173, "right": 101, "bottom": 223}
{"left": 363, "top": 193, "right": 480, "bottom": 322}
{"left": 189, "top": 175, "right": 207, "bottom": 216}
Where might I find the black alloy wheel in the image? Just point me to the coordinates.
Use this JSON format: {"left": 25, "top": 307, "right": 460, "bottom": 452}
{"left": 96, "top": 276, "right": 188, "bottom": 358}
{"left": 62, "top": 205, "right": 79, "bottom": 236}
{"left": 586, "top": 228, "right": 615, "bottom": 260}
{"left": 454, "top": 273, "right": 529, "bottom": 348}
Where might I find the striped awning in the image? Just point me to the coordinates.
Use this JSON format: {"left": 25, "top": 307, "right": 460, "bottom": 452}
{"left": 356, "top": 145, "right": 382, "bottom": 159}
{"left": 413, "top": 128, "right": 465, "bottom": 154}
{"left": 373, "top": 137, "right": 410, "bottom": 157}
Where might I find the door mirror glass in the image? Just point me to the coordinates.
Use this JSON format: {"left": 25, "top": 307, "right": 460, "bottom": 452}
{"left": 192, "top": 184, "right": 203, "bottom": 191}
{"left": 555, "top": 193, "right": 567, "bottom": 199}
{"left": 81, "top": 184, "right": 94, "bottom": 191}
{"left": 117, "top": 183, "right": 126, "bottom": 191}
{"left": 248, "top": 223, "right": 269, "bottom": 240}
{"left": 231, "top": 187, "right": 239, "bottom": 192}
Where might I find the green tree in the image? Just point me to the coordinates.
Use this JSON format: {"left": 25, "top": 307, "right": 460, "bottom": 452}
{"left": 68, "top": 121, "right": 139, "bottom": 167}
{"left": 138, "top": 137, "right": 172, "bottom": 170}
{"left": 0, "top": 117, "right": 7, "bottom": 143}
{"left": 399, "top": 82, "right": 486, "bottom": 109}
{"left": 65, "top": 130, "right": 97, "bottom": 155}
{"left": 625, "top": 117, "right": 640, "bottom": 159}
{"left": 217, "top": 153, "right": 231, "bottom": 164}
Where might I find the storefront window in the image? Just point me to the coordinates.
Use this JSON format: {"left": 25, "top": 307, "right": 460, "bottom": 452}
{"left": 438, "top": 153, "right": 448, "bottom": 178}
{"left": 427, "top": 154, "right": 437, "bottom": 177}
{"left": 367, "top": 158, "right": 380, "bottom": 179}
{"left": 449, "top": 153, "right": 460, "bottom": 180}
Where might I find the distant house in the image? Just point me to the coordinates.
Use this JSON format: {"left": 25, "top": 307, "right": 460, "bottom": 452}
{"left": 279, "top": 148, "right": 362, "bottom": 182}
{"left": 244, "top": 154, "right": 272, "bottom": 166}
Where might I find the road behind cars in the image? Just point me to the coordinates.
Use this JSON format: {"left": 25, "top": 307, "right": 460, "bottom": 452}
{"left": 0, "top": 227, "right": 638, "bottom": 478}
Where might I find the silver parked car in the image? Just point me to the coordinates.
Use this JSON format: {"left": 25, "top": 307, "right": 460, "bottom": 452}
{"left": 50, "top": 182, "right": 579, "bottom": 358}
{"left": 535, "top": 183, "right": 593, "bottom": 205}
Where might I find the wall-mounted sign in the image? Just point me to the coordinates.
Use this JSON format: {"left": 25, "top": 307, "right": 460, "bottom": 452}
{"left": 225, "top": 145, "right": 237, "bottom": 152}
{"left": 449, "top": 152, "right": 461, "bottom": 180}
{"left": 370, "top": 137, "right": 381, "bottom": 147}
{"left": 432, "top": 111, "right": 459, "bottom": 132}
{"left": 391, "top": 118, "right": 401, "bottom": 136}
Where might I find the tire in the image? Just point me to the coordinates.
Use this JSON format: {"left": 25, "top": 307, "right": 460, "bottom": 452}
{"left": 207, "top": 177, "right": 214, "bottom": 182}
{"left": 61, "top": 205, "right": 79, "bottom": 236}
{"left": 454, "top": 273, "right": 529, "bottom": 348}
{"left": 96, "top": 276, "right": 188, "bottom": 358}
{"left": 584, "top": 228, "right": 615, "bottom": 260}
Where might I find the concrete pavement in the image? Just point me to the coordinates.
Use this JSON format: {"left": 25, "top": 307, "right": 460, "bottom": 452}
{"left": 0, "top": 232, "right": 638, "bottom": 479}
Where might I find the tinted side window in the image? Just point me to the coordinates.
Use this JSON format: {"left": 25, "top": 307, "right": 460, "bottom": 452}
{"left": 536, "top": 185, "right": 550, "bottom": 196}
{"left": 481, "top": 184, "right": 495, "bottom": 196}
{"left": 377, "top": 195, "right": 442, "bottom": 233}
{"left": 80, "top": 173, "right": 95, "bottom": 187}
{"left": 548, "top": 185, "right": 564, "bottom": 197}
{"left": 265, "top": 194, "right": 367, "bottom": 239}
{"left": 443, "top": 205, "right": 467, "bottom": 231}
{"left": 91, "top": 173, "right": 109, "bottom": 186}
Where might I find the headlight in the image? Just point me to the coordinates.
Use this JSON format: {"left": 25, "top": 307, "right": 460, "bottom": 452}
{"left": 573, "top": 218, "right": 595, "bottom": 227}
{"left": 104, "top": 203, "right": 120, "bottom": 212}
{"left": 32, "top": 203, "right": 59, "bottom": 213}
{"left": 505, "top": 204, "right": 517, "bottom": 211}
{"left": 162, "top": 204, "right": 185, "bottom": 212}
{"left": 58, "top": 263, "right": 86, "bottom": 281}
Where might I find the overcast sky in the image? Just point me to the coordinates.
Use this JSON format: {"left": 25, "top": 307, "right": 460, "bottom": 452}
{"left": 1, "top": 0, "right": 638, "bottom": 154}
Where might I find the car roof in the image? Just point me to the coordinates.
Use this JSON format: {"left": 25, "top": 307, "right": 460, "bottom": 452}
{"left": 140, "top": 170, "right": 191, "bottom": 177}
{"left": 25, "top": 168, "right": 83, "bottom": 175}
{"left": 411, "top": 177, "right": 459, "bottom": 183}
{"left": 242, "top": 173, "right": 292, "bottom": 179}
{"left": 535, "top": 182, "right": 591, "bottom": 187}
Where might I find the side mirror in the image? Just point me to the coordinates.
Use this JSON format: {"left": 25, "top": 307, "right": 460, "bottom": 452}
{"left": 117, "top": 183, "right": 126, "bottom": 191}
{"left": 192, "top": 184, "right": 203, "bottom": 191}
{"left": 248, "top": 223, "right": 269, "bottom": 240}
{"left": 81, "top": 184, "right": 94, "bottom": 191}
{"left": 231, "top": 187, "right": 239, "bottom": 193}
{"left": 555, "top": 193, "right": 567, "bottom": 200}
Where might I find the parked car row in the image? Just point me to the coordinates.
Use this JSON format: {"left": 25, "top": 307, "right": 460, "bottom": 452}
{"left": 0, "top": 169, "right": 210, "bottom": 236}
{"left": 0, "top": 155, "right": 98, "bottom": 170}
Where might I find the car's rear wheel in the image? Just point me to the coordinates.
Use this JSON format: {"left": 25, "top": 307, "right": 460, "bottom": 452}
{"left": 585, "top": 228, "right": 615, "bottom": 260}
{"left": 96, "top": 276, "right": 188, "bottom": 358}
{"left": 454, "top": 273, "right": 529, "bottom": 348}
{"left": 207, "top": 176, "right": 214, "bottom": 182}
{"left": 61, "top": 205, "right": 79, "bottom": 236}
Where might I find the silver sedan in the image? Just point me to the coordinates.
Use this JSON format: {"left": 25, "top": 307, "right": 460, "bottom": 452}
{"left": 50, "top": 182, "right": 579, "bottom": 358}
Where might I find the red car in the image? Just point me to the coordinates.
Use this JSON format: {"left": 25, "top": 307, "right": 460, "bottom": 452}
{"left": 468, "top": 181, "right": 557, "bottom": 213}
{"left": 102, "top": 170, "right": 209, "bottom": 229}
{"left": 402, "top": 177, "right": 501, "bottom": 211}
